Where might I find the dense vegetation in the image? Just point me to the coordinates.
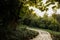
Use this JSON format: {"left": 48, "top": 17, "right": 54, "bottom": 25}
{"left": 0, "top": 0, "right": 60, "bottom": 40}
{"left": 17, "top": 25, "right": 39, "bottom": 40}
{"left": 18, "top": 0, "right": 60, "bottom": 40}
{"left": 22, "top": 13, "right": 60, "bottom": 32}
{"left": 0, "top": 0, "right": 39, "bottom": 40}
{"left": 0, "top": 0, "right": 20, "bottom": 40}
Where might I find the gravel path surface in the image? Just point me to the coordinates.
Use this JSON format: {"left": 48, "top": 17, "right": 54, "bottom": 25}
{"left": 27, "top": 27, "right": 52, "bottom": 40}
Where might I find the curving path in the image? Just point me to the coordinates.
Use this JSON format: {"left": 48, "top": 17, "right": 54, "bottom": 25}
{"left": 27, "top": 27, "right": 52, "bottom": 40}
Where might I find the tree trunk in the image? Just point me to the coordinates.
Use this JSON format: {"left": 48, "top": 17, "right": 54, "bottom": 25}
{"left": 0, "top": 0, "right": 21, "bottom": 40}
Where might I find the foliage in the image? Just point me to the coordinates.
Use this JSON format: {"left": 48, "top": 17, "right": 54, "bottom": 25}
{"left": 0, "top": 0, "right": 21, "bottom": 30}
{"left": 23, "top": 14, "right": 60, "bottom": 32}
{"left": 0, "top": 0, "right": 60, "bottom": 40}
{"left": 0, "top": 26, "right": 39, "bottom": 40}
{"left": 0, "top": 0, "right": 22, "bottom": 40}
{"left": 18, "top": 0, "right": 60, "bottom": 32}
{"left": 0, "top": 0, "right": 39, "bottom": 40}
{"left": 52, "top": 14, "right": 60, "bottom": 23}
{"left": 16, "top": 25, "right": 39, "bottom": 40}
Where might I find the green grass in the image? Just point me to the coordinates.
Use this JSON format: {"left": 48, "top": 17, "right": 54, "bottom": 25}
{"left": 16, "top": 25, "right": 39, "bottom": 40}
{"left": 3, "top": 25, "right": 39, "bottom": 40}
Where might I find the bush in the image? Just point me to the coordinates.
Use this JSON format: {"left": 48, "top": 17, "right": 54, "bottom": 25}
{"left": 26, "top": 17, "right": 60, "bottom": 32}
{"left": 16, "top": 25, "right": 39, "bottom": 40}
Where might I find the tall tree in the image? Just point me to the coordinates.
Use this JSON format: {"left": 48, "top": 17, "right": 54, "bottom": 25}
{"left": 0, "top": 0, "right": 21, "bottom": 40}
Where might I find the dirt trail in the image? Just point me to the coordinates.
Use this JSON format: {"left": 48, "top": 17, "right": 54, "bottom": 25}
{"left": 27, "top": 27, "right": 52, "bottom": 40}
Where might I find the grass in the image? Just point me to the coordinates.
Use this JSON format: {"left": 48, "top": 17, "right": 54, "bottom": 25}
{"left": 16, "top": 25, "right": 39, "bottom": 40}
{"left": 2, "top": 25, "right": 39, "bottom": 40}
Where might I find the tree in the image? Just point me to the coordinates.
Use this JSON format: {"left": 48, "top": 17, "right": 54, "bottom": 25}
{"left": 54, "top": 14, "right": 60, "bottom": 23}
{"left": 0, "top": 0, "right": 21, "bottom": 40}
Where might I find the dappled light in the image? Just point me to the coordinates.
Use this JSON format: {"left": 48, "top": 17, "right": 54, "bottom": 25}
{"left": 0, "top": 0, "right": 60, "bottom": 40}
{"left": 42, "top": 0, "right": 48, "bottom": 4}
{"left": 29, "top": 2, "right": 60, "bottom": 17}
